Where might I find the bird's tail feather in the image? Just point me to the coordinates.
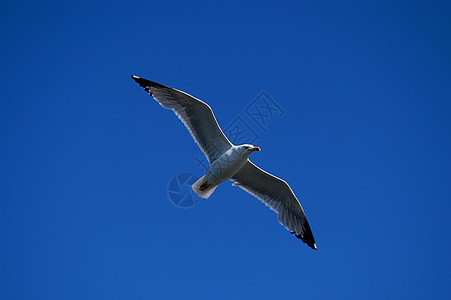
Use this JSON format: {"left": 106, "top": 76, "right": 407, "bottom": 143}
{"left": 192, "top": 175, "right": 218, "bottom": 199}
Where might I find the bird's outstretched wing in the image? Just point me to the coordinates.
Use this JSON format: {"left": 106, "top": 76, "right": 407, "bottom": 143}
{"left": 131, "top": 75, "right": 232, "bottom": 163}
{"left": 231, "top": 161, "right": 317, "bottom": 250}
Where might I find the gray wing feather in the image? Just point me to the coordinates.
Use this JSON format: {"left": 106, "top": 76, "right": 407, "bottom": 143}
{"left": 231, "top": 161, "right": 317, "bottom": 250}
{"left": 131, "top": 75, "right": 232, "bottom": 163}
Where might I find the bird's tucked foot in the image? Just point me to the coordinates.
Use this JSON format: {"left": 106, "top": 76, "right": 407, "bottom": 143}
{"left": 199, "top": 181, "right": 210, "bottom": 191}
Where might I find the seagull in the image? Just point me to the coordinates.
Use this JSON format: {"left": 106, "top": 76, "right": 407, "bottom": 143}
{"left": 131, "top": 75, "right": 317, "bottom": 250}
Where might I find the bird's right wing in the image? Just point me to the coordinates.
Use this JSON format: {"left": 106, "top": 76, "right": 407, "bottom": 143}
{"left": 131, "top": 75, "right": 232, "bottom": 163}
{"left": 231, "top": 160, "right": 317, "bottom": 250}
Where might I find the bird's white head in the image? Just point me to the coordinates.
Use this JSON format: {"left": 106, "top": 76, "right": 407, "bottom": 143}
{"left": 237, "top": 144, "right": 261, "bottom": 157}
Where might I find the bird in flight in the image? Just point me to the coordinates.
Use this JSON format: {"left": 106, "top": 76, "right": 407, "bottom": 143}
{"left": 131, "top": 75, "right": 317, "bottom": 250}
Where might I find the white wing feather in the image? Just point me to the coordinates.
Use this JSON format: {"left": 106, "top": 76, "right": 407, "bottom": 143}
{"left": 231, "top": 160, "right": 317, "bottom": 250}
{"left": 131, "top": 75, "right": 232, "bottom": 163}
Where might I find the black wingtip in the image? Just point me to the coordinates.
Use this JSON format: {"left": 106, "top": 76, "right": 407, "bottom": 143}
{"left": 291, "top": 222, "right": 317, "bottom": 250}
{"left": 130, "top": 75, "right": 169, "bottom": 90}
{"left": 131, "top": 75, "right": 145, "bottom": 87}
{"left": 130, "top": 75, "right": 156, "bottom": 94}
{"left": 130, "top": 75, "right": 143, "bottom": 87}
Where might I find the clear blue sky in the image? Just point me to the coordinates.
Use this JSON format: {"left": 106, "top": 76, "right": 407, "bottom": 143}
{"left": 1, "top": 1, "right": 450, "bottom": 299}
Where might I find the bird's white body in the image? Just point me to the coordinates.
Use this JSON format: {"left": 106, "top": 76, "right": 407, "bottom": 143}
{"left": 192, "top": 145, "right": 258, "bottom": 198}
{"left": 208, "top": 146, "right": 252, "bottom": 184}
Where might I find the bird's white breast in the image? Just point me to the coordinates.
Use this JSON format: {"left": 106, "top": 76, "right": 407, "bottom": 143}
{"left": 206, "top": 147, "right": 248, "bottom": 184}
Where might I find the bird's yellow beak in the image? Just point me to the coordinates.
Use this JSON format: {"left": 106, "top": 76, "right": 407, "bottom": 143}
{"left": 252, "top": 147, "right": 261, "bottom": 152}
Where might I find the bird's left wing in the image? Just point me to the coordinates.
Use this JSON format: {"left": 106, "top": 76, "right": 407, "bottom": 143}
{"left": 231, "top": 161, "right": 317, "bottom": 250}
{"left": 131, "top": 75, "right": 232, "bottom": 163}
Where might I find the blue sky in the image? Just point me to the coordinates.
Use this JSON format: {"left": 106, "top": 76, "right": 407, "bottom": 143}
{"left": 1, "top": 1, "right": 450, "bottom": 299}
